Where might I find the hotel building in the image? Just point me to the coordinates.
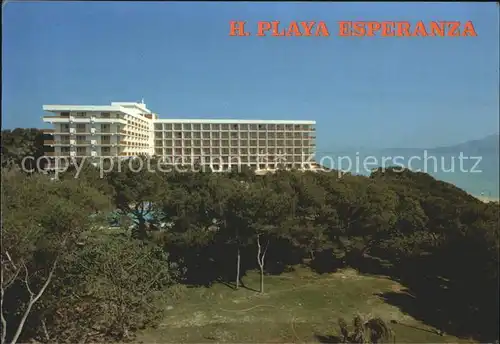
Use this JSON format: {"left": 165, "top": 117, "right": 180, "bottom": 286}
{"left": 42, "top": 101, "right": 316, "bottom": 171}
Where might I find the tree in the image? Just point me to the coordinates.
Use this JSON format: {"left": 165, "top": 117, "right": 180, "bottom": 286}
{"left": 318, "top": 174, "right": 398, "bottom": 267}
{"left": 209, "top": 175, "right": 248, "bottom": 289}
{"left": 236, "top": 178, "right": 292, "bottom": 293}
{"left": 280, "top": 172, "right": 331, "bottom": 260}
{"left": 45, "top": 233, "right": 181, "bottom": 342}
{"left": 106, "top": 157, "right": 163, "bottom": 240}
{"left": 59, "top": 158, "right": 114, "bottom": 196}
{"left": 156, "top": 172, "right": 216, "bottom": 285}
{"left": 1, "top": 128, "right": 47, "bottom": 170}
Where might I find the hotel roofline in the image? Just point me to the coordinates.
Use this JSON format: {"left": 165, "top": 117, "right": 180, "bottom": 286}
{"left": 43, "top": 102, "right": 151, "bottom": 113}
{"left": 42, "top": 103, "right": 315, "bottom": 124}
{"left": 155, "top": 119, "right": 315, "bottom": 124}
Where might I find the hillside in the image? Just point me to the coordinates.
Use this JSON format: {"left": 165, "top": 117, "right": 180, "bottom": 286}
{"left": 323, "top": 134, "right": 499, "bottom": 199}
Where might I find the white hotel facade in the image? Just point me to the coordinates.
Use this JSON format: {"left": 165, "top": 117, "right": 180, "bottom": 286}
{"left": 42, "top": 101, "right": 316, "bottom": 171}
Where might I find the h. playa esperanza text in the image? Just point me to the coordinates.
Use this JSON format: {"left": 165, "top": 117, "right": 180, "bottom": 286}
{"left": 229, "top": 21, "right": 477, "bottom": 37}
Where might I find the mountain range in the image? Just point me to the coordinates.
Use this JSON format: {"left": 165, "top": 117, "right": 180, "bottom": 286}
{"left": 324, "top": 134, "right": 499, "bottom": 198}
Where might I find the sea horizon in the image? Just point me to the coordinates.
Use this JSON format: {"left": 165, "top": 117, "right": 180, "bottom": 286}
{"left": 316, "top": 147, "right": 499, "bottom": 199}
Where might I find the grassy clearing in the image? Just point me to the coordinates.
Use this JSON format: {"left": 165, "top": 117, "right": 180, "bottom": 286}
{"left": 136, "top": 267, "right": 475, "bottom": 343}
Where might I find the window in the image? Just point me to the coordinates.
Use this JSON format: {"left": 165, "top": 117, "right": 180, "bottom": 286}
{"left": 76, "top": 112, "right": 87, "bottom": 117}
{"left": 61, "top": 112, "right": 70, "bottom": 117}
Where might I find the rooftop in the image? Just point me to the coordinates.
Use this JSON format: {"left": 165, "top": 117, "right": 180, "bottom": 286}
{"left": 42, "top": 102, "right": 315, "bottom": 124}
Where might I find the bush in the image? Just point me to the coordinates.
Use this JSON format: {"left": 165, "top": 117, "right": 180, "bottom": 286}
{"left": 37, "top": 233, "right": 182, "bottom": 342}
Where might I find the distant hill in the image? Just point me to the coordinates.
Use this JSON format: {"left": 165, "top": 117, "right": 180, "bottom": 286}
{"left": 376, "top": 133, "right": 500, "bottom": 156}
{"left": 322, "top": 134, "right": 499, "bottom": 198}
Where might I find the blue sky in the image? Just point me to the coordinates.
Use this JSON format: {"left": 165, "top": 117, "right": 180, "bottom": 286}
{"left": 2, "top": 1, "right": 498, "bottom": 150}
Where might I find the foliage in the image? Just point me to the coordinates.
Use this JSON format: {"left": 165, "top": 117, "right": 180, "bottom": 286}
{"left": 1, "top": 169, "right": 112, "bottom": 343}
{"left": 43, "top": 233, "right": 181, "bottom": 342}
{"left": 1, "top": 128, "right": 47, "bottom": 169}
{"left": 2, "top": 154, "right": 499, "bottom": 342}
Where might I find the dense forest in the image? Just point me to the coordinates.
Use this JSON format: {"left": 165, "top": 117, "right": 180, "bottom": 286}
{"left": 1, "top": 129, "right": 499, "bottom": 343}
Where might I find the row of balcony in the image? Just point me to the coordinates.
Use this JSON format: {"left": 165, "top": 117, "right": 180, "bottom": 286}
{"left": 43, "top": 115, "right": 127, "bottom": 124}
{"left": 44, "top": 140, "right": 150, "bottom": 147}
{"left": 46, "top": 128, "right": 129, "bottom": 134}
{"left": 154, "top": 124, "right": 315, "bottom": 131}
{"left": 154, "top": 141, "right": 315, "bottom": 147}
{"left": 156, "top": 149, "right": 315, "bottom": 154}
{"left": 155, "top": 133, "right": 315, "bottom": 139}
{"left": 44, "top": 140, "right": 112, "bottom": 145}
{"left": 45, "top": 152, "right": 145, "bottom": 157}
{"left": 45, "top": 153, "right": 314, "bottom": 163}
{"left": 46, "top": 129, "right": 148, "bottom": 141}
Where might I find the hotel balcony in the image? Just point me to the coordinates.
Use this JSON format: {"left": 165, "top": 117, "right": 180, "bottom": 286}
{"left": 74, "top": 140, "right": 91, "bottom": 145}
{"left": 44, "top": 114, "right": 69, "bottom": 119}
{"left": 44, "top": 152, "right": 89, "bottom": 157}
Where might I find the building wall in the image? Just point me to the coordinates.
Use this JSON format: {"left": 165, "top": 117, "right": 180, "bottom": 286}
{"left": 153, "top": 121, "right": 316, "bottom": 170}
{"left": 43, "top": 104, "right": 155, "bottom": 158}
